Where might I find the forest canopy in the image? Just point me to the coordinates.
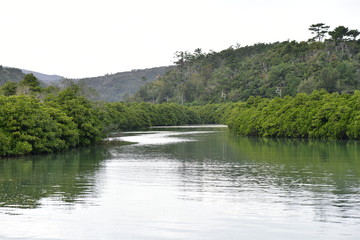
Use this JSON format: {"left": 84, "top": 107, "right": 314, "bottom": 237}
{"left": 129, "top": 24, "right": 360, "bottom": 104}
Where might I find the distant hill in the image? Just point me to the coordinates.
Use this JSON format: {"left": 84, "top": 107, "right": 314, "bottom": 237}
{"left": 0, "top": 66, "right": 62, "bottom": 86}
{"left": 75, "top": 66, "right": 170, "bottom": 102}
{"left": 1, "top": 65, "right": 170, "bottom": 101}
{"left": 0, "top": 66, "right": 25, "bottom": 85}
{"left": 21, "top": 69, "right": 63, "bottom": 83}
{"left": 131, "top": 39, "right": 360, "bottom": 104}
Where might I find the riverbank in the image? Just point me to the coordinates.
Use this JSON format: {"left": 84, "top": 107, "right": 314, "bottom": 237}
{"left": 2, "top": 88, "right": 360, "bottom": 157}
{"left": 223, "top": 90, "right": 360, "bottom": 139}
{"left": 0, "top": 88, "right": 205, "bottom": 157}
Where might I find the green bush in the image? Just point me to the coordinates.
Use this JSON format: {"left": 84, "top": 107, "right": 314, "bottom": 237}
{"left": 0, "top": 95, "right": 79, "bottom": 156}
{"left": 224, "top": 90, "right": 360, "bottom": 139}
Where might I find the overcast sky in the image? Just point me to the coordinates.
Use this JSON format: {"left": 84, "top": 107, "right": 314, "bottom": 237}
{"left": 0, "top": 0, "right": 359, "bottom": 78}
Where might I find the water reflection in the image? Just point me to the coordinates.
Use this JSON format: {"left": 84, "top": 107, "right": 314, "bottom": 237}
{"left": 164, "top": 134, "right": 360, "bottom": 223}
{"left": 0, "top": 146, "right": 109, "bottom": 211}
{"left": 1, "top": 127, "right": 360, "bottom": 239}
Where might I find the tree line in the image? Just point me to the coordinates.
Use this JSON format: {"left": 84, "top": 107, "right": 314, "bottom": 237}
{"left": 0, "top": 75, "right": 204, "bottom": 156}
{"left": 308, "top": 23, "right": 359, "bottom": 42}
{"left": 129, "top": 23, "right": 360, "bottom": 104}
{"left": 2, "top": 74, "right": 360, "bottom": 157}
{"left": 222, "top": 90, "right": 360, "bottom": 139}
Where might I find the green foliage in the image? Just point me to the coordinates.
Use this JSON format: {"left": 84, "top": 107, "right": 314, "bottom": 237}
{"left": 45, "top": 85, "right": 102, "bottom": 146}
{"left": 0, "top": 95, "right": 79, "bottom": 156}
{"left": 103, "top": 102, "right": 201, "bottom": 132}
{"left": 224, "top": 91, "right": 360, "bottom": 139}
{"left": 1, "top": 73, "right": 46, "bottom": 97}
{"left": 329, "top": 26, "right": 349, "bottom": 42}
{"left": 0, "top": 81, "right": 17, "bottom": 96}
{"left": 2, "top": 84, "right": 360, "bottom": 157}
{"left": 0, "top": 83, "right": 105, "bottom": 156}
{"left": 0, "top": 85, "right": 205, "bottom": 156}
{"left": 347, "top": 30, "right": 360, "bottom": 41}
{"left": 132, "top": 26, "right": 360, "bottom": 104}
{"left": 308, "top": 23, "right": 330, "bottom": 42}
{"left": 20, "top": 74, "right": 41, "bottom": 89}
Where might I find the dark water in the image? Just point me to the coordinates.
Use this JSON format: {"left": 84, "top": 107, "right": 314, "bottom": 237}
{"left": 1, "top": 126, "right": 360, "bottom": 239}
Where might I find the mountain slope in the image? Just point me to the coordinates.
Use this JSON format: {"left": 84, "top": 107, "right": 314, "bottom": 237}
{"left": 131, "top": 40, "right": 360, "bottom": 103}
{"left": 21, "top": 69, "right": 63, "bottom": 83}
{"left": 1, "top": 65, "right": 170, "bottom": 101}
{"left": 76, "top": 66, "right": 170, "bottom": 102}
{"left": 0, "top": 66, "right": 25, "bottom": 85}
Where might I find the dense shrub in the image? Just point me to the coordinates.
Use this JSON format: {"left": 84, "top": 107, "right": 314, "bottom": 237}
{"left": 0, "top": 96, "right": 79, "bottom": 156}
{"left": 0, "top": 91, "right": 203, "bottom": 156}
{"left": 3, "top": 86, "right": 360, "bottom": 157}
{"left": 224, "top": 90, "right": 360, "bottom": 139}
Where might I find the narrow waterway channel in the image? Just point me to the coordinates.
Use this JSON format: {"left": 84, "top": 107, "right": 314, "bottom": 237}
{"left": 1, "top": 125, "right": 360, "bottom": 239}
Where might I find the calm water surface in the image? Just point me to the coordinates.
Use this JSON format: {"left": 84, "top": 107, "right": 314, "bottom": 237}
{"left": 1, "top": 126, "right": 360, "bottom": 239}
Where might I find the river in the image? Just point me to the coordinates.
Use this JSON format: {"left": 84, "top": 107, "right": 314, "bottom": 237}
{"left": 0, "top": 125, "right": 360, "bottom": 239}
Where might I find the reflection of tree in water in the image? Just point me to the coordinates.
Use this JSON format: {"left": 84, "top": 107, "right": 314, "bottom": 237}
{"left": 0, "top": 146, "right": 110, "bottom": 209}
{"left": 168, "top": 132, "right": 360, "bottom": 223}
